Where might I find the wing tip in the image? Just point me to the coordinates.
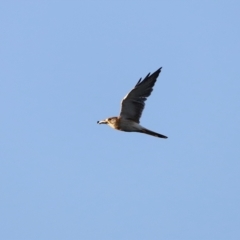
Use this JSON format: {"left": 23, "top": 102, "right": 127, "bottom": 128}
{"left": 155, "top": 67, "right": 162, "bottom": 75}
{"left": 135, "top": 67, "right": 163, "bottom": 86}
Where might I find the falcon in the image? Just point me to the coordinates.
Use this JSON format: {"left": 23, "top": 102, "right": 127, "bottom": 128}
{"left": 97, "top": 67, "right": 167, "bottom": 138}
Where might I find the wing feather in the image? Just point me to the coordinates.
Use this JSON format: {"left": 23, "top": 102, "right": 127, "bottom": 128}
{"left": 120, "top": 67, "right": 162, "bottom": 123}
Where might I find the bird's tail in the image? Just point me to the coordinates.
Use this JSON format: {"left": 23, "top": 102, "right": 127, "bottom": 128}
{"left": 141, "top": 128, "right": 168, "bottom": 139}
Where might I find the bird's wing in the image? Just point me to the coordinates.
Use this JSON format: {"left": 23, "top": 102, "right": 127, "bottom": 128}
{"left": 120, "top": 67, "right": 162, "bottom": 123}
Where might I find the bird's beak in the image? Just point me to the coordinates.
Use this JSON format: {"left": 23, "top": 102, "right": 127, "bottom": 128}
{"left": 97, "top": 120, "right": 107, "bottom": 124}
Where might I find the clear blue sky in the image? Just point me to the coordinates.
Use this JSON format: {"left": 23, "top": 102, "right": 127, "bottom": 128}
{"left": 1, "top": 1, "right": 240, "bottom": 240}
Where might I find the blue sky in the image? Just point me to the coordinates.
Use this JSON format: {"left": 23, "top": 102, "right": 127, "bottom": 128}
{"left": 0, "top": 1, "right": 240, "bottom": 239}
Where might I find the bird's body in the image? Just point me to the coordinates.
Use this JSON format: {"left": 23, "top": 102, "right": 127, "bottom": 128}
{"left": 100, "top": 117, "right": 141, "bottom": 131}
{"left": 97, "top": 68, "right": 167, "bottom": 139}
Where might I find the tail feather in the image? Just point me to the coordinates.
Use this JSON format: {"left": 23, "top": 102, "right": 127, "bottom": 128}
{"left": 141, "top": 128, "right": 168, "bottom": 139}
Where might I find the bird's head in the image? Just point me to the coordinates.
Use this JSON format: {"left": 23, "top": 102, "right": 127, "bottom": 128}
{"left": 97, "top": 117, "right": 118, "bottom": 126}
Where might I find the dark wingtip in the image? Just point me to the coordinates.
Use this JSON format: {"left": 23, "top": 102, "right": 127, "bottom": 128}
{"left": 97, "top": 121, "right": 99, "bottom": 124}
{"left": 155, "top": 67, "right": 162, "bottom": 75}
{"left": 147, "top": 67, "right": 163, "bottom": 79}
{"left": 135, "top": 67, "right": 163, "bottom": 87}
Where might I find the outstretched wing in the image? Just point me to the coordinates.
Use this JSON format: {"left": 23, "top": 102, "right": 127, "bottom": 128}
{"left": 120, "top": 67, "right": 162, "bottom": 123}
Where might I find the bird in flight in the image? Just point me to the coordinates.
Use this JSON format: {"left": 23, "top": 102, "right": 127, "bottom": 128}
{"left": 97, "top": 67, "right": 167, "bottom": 139}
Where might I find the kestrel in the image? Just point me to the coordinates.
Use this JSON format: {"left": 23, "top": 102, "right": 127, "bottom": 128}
{"left": 97, "top": 67, "right": 167, "bottom": 138}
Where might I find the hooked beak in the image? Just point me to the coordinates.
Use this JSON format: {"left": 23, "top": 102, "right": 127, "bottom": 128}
{"left": 97, "top": 120, "right": 107, "bottom": 124}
